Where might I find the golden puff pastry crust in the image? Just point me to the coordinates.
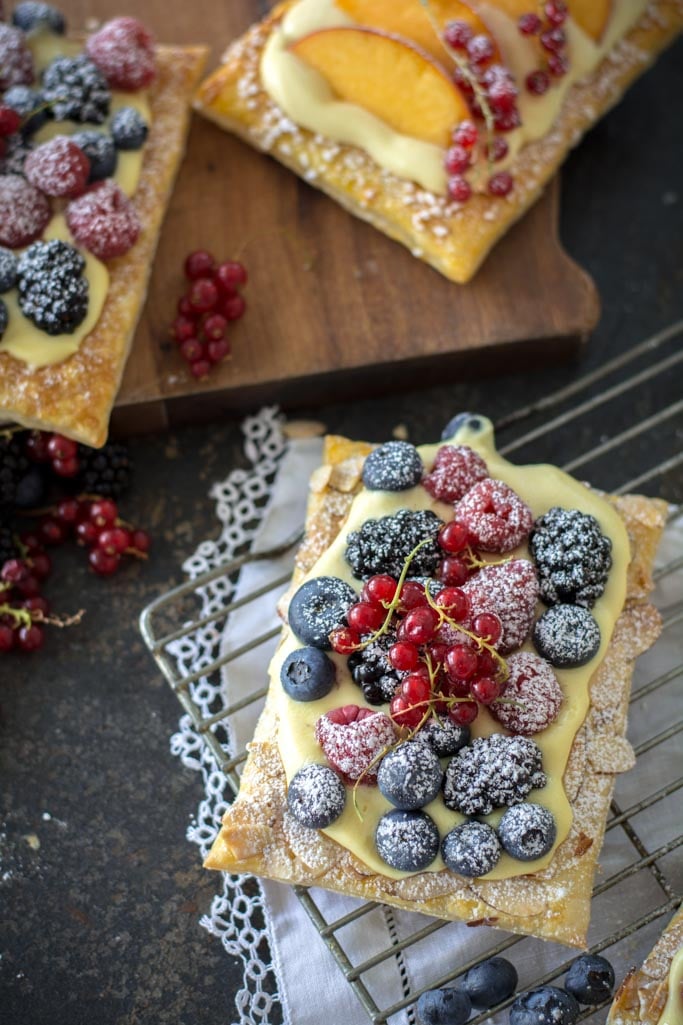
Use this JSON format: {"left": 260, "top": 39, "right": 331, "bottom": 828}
{"left": 0, "top": 44, "right": 208, "bottom": 448}
{"left": 194, "top": 1, "right": 682, "bottom": 284}
{"left": 608, "top": 906, "right": 683, "bottom": 1024}
{"left": 206, "top": 436, "right": 667, "bottom": 948}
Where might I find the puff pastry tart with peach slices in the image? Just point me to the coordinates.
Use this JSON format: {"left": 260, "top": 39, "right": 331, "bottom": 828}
{"left": 0, "top": 4, "right": 207, "bottom": 446}
{"left": 206, "top": 415, "right": 667, "bottom": 948}
{"left": 608, "top": 905, "right": 683, "bottom": 1025}
{"left": 195, "top": 0, "right": 682, "bottom": 283}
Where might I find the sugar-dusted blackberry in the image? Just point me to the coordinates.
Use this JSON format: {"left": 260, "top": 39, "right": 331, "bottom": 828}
{"left": 17, "top": 239, "right": 88, "bottom": 336}
{"left": 443, "top": 734, "right": 547, "bottom": 816}
{"left": 530, "top": 507, "right": 612, "bottom": 608}
{"left": 77, "top": 441, "right": 132, "bottom": 498}
{"left": 0, "top": 134, "right": 32, "bottom": 176}
{"left": 72, "top": 130, "right": 117, "bottom": 181}
{"left": 12, "top": 3, "right": 66, "bottom": 34}
{"left": 42, "top": 55, "right": 110, "bottom": 124}
{"left": 0, "top": 523, "right": 19, "bottom": 567}
{"left": 2, "top": 85, "right": 50, "bottom": 136}
{"left": 345, "top": 508, "right": 444, "bottom": 581}
{"left": 0, "top": 435, "right": 29, "bottom": 509}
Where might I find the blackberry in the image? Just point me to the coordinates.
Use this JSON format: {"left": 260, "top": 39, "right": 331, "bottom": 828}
{"left": 443, "top": 734, "right": 546, "bottom": 816}
{"left": 12, "top": 3, "right": 66, "bottom": 34}
{"left": 0, "top": 134, "right": 32, "bottom": 176}
{"left": 347, "top": 632, "right": 399, "bottom": 705}
{"left": 345, "top": 508, "right": 444, "bottom": 581}
{"left": 2, "top": 85, "right": 50, "bottom": 135}
{"left": 530, "top": 507, "right": 612, "bottom": 608}
{"left": 0, "top": 523, "right": 19, "bottom": 567}
{"left": 17, "top": 239, "right": 88, "bottom": 336}
{"left": 0, "top": 435, "right": 29, "bottom": 509}
{"left": 42, "top": 55, "right": 110, "bottom": 124}
{"left": 72, "top": 130, "right": 117, "bottom": 182}
{"left": 77, "top": 441, "right": 132, "bottom": 498}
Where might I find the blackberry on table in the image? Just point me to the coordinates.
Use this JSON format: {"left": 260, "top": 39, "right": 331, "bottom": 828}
{"left": 17, "top": 239, "right": 88, "bottom": 336}
{"left": 530, "top": 506, "right": 612, "bottom": 608}
{"left": 345, "top": 508, "right": 443, "bottom": 581}
{"left": 77, "top": 441, "right": 132, "bottom": 498}
{"left": 0, "top": 523, "right": 19, "bottom": 567}
{"left": 42, "top": 55, "right": 110, "bottom": 124}
{"left": 0, "top": 435, "right": 29, "bottom": 509}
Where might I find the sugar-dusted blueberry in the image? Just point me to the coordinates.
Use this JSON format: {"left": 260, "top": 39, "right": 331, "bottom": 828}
{"left": 441, "top": 820, "right": 501, "bottom": 877}
{"left": 286, "top": 763, "right": 345, "bottom": 829}
{"left": 2, "top": 85, "right": 49, "bottom": 135}
{"left": 72, "top": 130, "right": 117, "bottom": 181}
{"left": 0, "top": 247, "right": 18, "bottom": 293}
{"left": 510, "top": 986, "right": 580, "bottom": 1025}
{"left": 457, "top": 956, "right": 518, "bottom": 1008}
{"left": 375, "top": 809, "right": 440, "bottom": 871}
{"left": 12, "top": 2, "right": 66, "bottom": 34}
{"left": 110, "top": 106, "right": 148, "bottom": 150}
{"left": 533, "top": 604, "right": 601, "bottom": 668}
{"left": 377, "top": 741, "right": 443, "bottom": 810}
{"left": 280, "top": 646, "right": 335, "bottom": 702}
{"left": 288, "top": 576, "right": 357, "bottom": 650}
{"left": 416, "top": 986, "right": 471, "bottom": 1025}
{"left": 564, "top": 953, "right": 615, "bottom": 1004}
{"left": 498, "top": 802, "right": 556, "bottom": 862}
{"left": 441, "top": 412, "right": 485, "bottom": 440}
{"left": 416, "top": 718, "right": 470, "bottom": 757}
{"left": 362, "top": 440, "right": 424, "bottom": 492}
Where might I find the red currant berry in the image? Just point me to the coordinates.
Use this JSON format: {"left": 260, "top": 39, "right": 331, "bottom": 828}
{"left": 47, "top": 434, "right": 78, "bottom": 462}
{"left": 442, "top": 675, "right": 471, "bottom": 698}
{"left": 476, "top": 649, "right": 498, "bottom": 677}
{"left": 435, "top": 586, "right": 469, "bottom": 621}
{"left": 347, "top": 601, "right": 385, "bottom": 634}
{"left": 470, "top": 676, "right": 502, "bottom": 704}
{"left": 487, "top": 77, "right": 517, "bottom": 114}
{"left": 25, "top": 431, "right": 51, "bottom": 463}
{"left": 97, "top": 527, "right": 131, "bottom": 555}
{"left": 389, "top": 694, "right": 424, "bottom": 729}
{"left": 401, "top": 673, "right": 431, "bottom": 705}
{"left": 518, "top": 12, "right": 542, "bottom": 34}
{"left": 180, "top": 338, "right": 204, "bottom": 363}
{"left": 445, "top": 144, "right": 470, "bottom": 175}
{"left": 20, "top": 531, "right": 42, "bottom": 552}
{"left": 448, "top": 700, "right": 478, "bottom": 726}
{"left": 526, "top": 69, "right": 550, "bottom": 95}
{"left": 215, "top": 260, "right": 248, "bottom": 290}
{"left": 428, "top": 641, "right": 449, "bottom": 667}
{"left": 0, "top": 105, "right": 21, "bottom": 136}
{"left": 329, "top": 626, "right": 360, "bottom": 654}
{"left": 443, "top": 19, "right": 472, "bottom": 50}
{"left": 399, "top": 580, "right": 428, "bottom": 611}
{"left": 389, "top": 641, "right": 420, "bottom": 672}
{"left": 467, "top": 33, "right": 495, "bottom": 65}
{"left": 188, "top": 277, "right": 219, "bottom": 313}
{"left": 0, "top": 623, "right": 15, "bottom": 652}
{"left": 222, "top": 293, "right": 246, "bottom": 321}
{"left": 89, "top": 499, "right": 118, "bottom": 528}
{"left": 203, "top": 313, "right": 228, "bottom": 341}
{"left": 438, "top": 521, "right": 470, "bottom": 554}
{"left": 207, "top": 338, "right": 231, "bottom": 364}
{"left": 453, "top": 120, "right": 478, "bottom": 148}
{"left": 487, "top": 135, "right": 509, "bottom": 162}
{"left": 473, "top": 611, "right": 502, "bottom": 644}
{"left": 547, "top": 52, "right": 568, "bottom": 77}
{"left": 1, "top": 559, "right": 29, "bottom": 583}
{"left": 172, "top": 315, "right": 196, "bottom": 343}
{"left": 190, "top": 359, "right": 211, "bottom": 380}
{"left": 437, "top": 556, "right": 469, "bottom": 587}
{"left": 177, "top": 295, "right": 194, "bottom": 317}
{"left": 131, "top": 529, "right": 151, "bottom": 553}
{"left": 446, "top": 644, "right": 478, "bottom": 681}
{"left": 39, "top": 517, "right": 66, "bottom": 546}
{"left": 55, "top": 498, "right": 81, "bottom": 525}
{"left": 29, "top": 552, "right": 51, "bottom": 579}
{"left": 364, "top": 574, "right": 398, "bottom": 604}
{"left": 23, "top": 595, "right": 49, "bottom": 616}
{"left": 488, "top": 171, "right": 514, "bottom": 197}
{"left": 447, "top": 175, "right": 471, "bottom": 203}
{"left": 494, "top": 108, "right": 521, "bottom": 132}
{"left": 16, "top": 574, "right": 41, "bottom": 598}
{"left": 544, "top": 1, "right": 568, "bottom": 26}
{"left": 89, "top": 548, "right": 120, "bottom": 576}
{"left": 76, "top": 520, "right": 99, "bottom": 547}
{"left": 184, "top": 249, "right": 215, "bottom": 280}
{"left": 52, "top": 456, "right": 80, "bottom": 478}
{"left": 540, "top": 27, "right": 565, "bottom": 52}
{"left": 401, "top": 606, "right": 440, "bottom": 645}
{"left": 18, "top": 623, "right": 44, "bottom": 651}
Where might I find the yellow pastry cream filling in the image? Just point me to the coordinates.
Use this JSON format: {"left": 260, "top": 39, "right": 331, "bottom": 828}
{"left": 657, "top": 946, "right": 683, "bottom": 1025}
{"left": 271, "top": 417, "right": 630, "bottom": 880}
{"left": 0, "top": 27, "right": 152, "bottom": 368}
{"left": 260, "top": 0, "right": 649, "bottom": 195}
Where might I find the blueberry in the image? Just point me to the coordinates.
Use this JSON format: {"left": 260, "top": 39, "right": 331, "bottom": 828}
{"left": 377, "top": 741, "right": 443, "bottom": 810}
{"left": 441, "top": 820, "right": 502, "bottom": 877}
{"left": 416, "top": 987, "right": 471, "bottom": 1025}
{"left": 498, "top": 803, "right": 556, "bottom": 862}
{"left": 287, "top": 763, "right": 345, "bottom": 829}
{"left": 288, "top": 576, "right": 357, "bottom": 650}
{"left": 0, "top": 247, "right": 16, "bottom": 292}
{"left": 533, "top": 604, "right": 601, "bottom": 668}
{"left": 12, "top": 2, "right": 66, "bottom": 34}
{"left": 375, "top": 809, "right": 440, "bottom": 872}
{"left": 416, "top": 719, "right": 470, "bottom": 757}
{"left": 280, "top": 646, "right": 335, "bottom": 702}
{"left": 110, "top": 106, "right": 148, "bottom": 151}
{"left": 441, "top": 412, "right": 484, "bottom": 440}
{"left": 510, "top": 986, "right": 580, "bottom": 1025}
{"left": 72, "top": 130, "right": 117, "bottom": 182}
{"left": 362, "top": 441, "right": 424, "bottom": 492}
{"left": 456, "top": 957, "right": 518, "bottom": 1009}
{"left": 0, "top": 298, "right": 7, "bottom": 339}
{"left": 2, "top": 85, "right": 49, "bottom": 135}
{"left": 564, "top": 954, "right": 615, "bottom": 1004}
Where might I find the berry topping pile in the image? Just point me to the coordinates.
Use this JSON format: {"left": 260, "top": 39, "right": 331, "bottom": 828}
{"left": 345, "top": 508, "right": 443, "bottom": 580}
{"left": 443, "top": 733, "right": 546, "bottom": 816}
{"left": 533, "top": 603, "right": 601, "bottom": 668}
{"left": 17, "top": 240, "right": 88, "bottom": 335}
{"left": 441, "top": 820, "right": 502, "bottom": 877}
{"left": 66, "top": 180, "right": 140, "bottom": 260}
{"left": 530, "top": 506, "right": 612, "bottom": 607}
{"left": 422, "top": 443, "right": 489, "bottom": 503}
{"left": 286, "top": 763, "right": 346, "bottom": 829}
{"left": 315, "top": 705, "right": 396, "bottom": 783}
{"left": 362, "top": 440, "right": 424, "bottom": 491}
{"left": 490, "top": 651, "right": 563, "bottom": 735}
{"left": 374, "top": 808, "right": 440, "bottom": 872}
{"left": 455, "top": 478, "right": 533, "bottom": 552}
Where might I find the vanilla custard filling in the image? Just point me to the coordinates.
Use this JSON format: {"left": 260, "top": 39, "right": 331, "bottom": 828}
{"left": 271, "top": 418, "right": 630, "bottom": 880}
{"left": 657, "top": 946, "right": 683, "bottom": 1025}
{"left": 0, "top": 28, "right": 150, "bottom": 368}
{"left": 261, "top": 0, "right": 649, "bottom": 194}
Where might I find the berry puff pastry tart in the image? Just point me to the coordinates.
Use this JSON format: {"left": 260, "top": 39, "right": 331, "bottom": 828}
{"left": 206, "top": 414, "right": 668, "bottom": 948}
{"left": 0, "top": 4, "right": 207, "bottom": 446}
{"left": 195, "top": 0, "right": 682, "bottom": 283}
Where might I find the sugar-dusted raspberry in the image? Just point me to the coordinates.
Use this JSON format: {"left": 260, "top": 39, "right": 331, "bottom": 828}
{"left": 455, "top": 478, "right": 533, "bottom": 552}
{"left": 0, "top": 24, "right": 34, "bottom": 91}
{"left": 66, "top": 180, "right": 140, "bottom": 260}
{"left": 422, "top": 444, "right": 489, "bottom": 503}
{"left": 315, "top": 704, "right": 397, "bottom": 783}
{"left": 25, "top": 136, "right": 90, "bottom": 198}
{"left": 490, "top": 651, "right": 563, "bottom": 735}
{"left": 86, "top": 17, "right": 156, "bottom": 91}
{"left": 463, "top": 559, "right": 539, "bottom": 654}
{"left": 0, "top": 174, "right": 50, "bottom": 248}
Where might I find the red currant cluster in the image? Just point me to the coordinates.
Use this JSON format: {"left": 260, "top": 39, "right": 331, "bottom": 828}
{"left": 331, "top": 523, "right": 509, "bottom": 732}
{"left": 441, "top": 19, "right": 518, "bottom": 202}
{"left": 0, "top": 104, "right": 22, "bottom": 160}
{"left": 170, "top": 250, "right": 248, "bottom": 380}
{"left": 0, "top": 544, "right": 53, "bottom": 653}
{"left": 32, "top": 496, "right": 150, "bottom": 577}
{"left": 25, "top": 430, "right": 81, "bottom": 478}
{"left": 519, "top": 1, "right": 570, "bottom": 95}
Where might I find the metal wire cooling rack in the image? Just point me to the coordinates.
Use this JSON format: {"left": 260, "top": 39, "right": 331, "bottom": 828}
{"left": 140, "top": 320, "right": 683, "bottom": 1025}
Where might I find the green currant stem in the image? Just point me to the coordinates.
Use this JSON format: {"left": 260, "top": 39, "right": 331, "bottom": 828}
{"left": 0, "top": 604, "right": 32, "bottom": 628}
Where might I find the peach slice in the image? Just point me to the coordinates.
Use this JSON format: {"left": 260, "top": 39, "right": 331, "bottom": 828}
{"left": 290, "top": 27, "right": 471, "bottom": 148}
{"left": 336, "top": 0, "right": 500, "bottom": 64}
{"left": 570, "top": 0, "right": 612, "bottom": 41}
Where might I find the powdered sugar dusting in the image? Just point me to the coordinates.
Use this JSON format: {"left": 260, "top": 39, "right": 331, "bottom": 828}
{"left": 491, "top": 651, "right": 563, "bottom": 735}
{"left": 456, "top": 479, "right": 534, "bottom": 552}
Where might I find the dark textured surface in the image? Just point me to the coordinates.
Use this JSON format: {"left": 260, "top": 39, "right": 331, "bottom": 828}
{"left": 1, "top": 33, "right": 682, "bottom": 1025}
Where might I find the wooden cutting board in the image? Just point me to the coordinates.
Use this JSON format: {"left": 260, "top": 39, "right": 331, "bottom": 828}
{"left": 59, "top": 2, "right": 600, "bottom": 437}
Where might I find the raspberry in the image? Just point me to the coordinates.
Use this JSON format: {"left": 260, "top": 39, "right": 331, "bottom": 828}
{"left": 0, "top": 174, "right": 50, "bottom": 248}
{"left": 86, "top": 17, "right": 156, "bottom": 91}
{"left": 315, "top": 705, "right": 396, "bottom": 783}
{"left": 0, "top": 24, "right": 34, "bottom": 91}
{"left": 422, "top": 445, "right": 489, "bottom": 504}
{"left": 67, "top": 180, "right": 140, "bottom": 260}
{"left": 455, "top": 478, "right": 533, "bottom": 552}
{"left": 463, "top": 559, "right": 539, "bottom": 653}
{"left": 490, "top": 651, "right": 562, "bottom": 735}
{"left": 25, "top": 136, "right": 90, "bottom": 198}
